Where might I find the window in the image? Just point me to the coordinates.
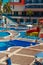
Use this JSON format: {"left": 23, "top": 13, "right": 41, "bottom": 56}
{"left": 40, "top": 5, "right": 43, "bottom": 8}
{"left": 26, "top": 0, "right": 43, "bottom": 3}
{"left": 22, "top": 11, "right": 26, "bottom": 16}
{"left": 13, "top": 5, "right": 14, "bottom": 9}
{"left": 26, "top": 19, "right": 32, "bottom": 24}
{"left": 32, "top": 0, "right": 40, "bottom": 3}
{"left": 41, "top": 12, "right": 43, "bottom": 16}
{"left": 41, "top": 0, "right": 43, "bottom": 3}
{"left": 20, "top": 19, "right": 23, "bottom": 22}
{"left": 14, "top": 11, "right": 18, "bottom": 16}
{"left": 10, "top": 6, "right": 13, "bottom": 9}
{"left": 38, "top": 0, "right": 41, "bottom": 3}
{"left": 25, "top": 0, "right": 32, "bottom": 3}
{"left": 13, "top": 0, "right": 21, "bottom": 2}
{"left": 32, "top": 0, "right": 36, "bottom": 3}
{"left": 32, "top": 19, "right": 37, "bottom": 24}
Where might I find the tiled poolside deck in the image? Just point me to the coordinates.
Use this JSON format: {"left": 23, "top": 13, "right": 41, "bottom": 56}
{"left": 0, "top": 44, "right": 43, "bottom": 65}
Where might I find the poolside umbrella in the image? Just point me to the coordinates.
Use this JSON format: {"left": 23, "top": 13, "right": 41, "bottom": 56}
{"left": 35, "top": 52, "right": 43, "bottom": 58}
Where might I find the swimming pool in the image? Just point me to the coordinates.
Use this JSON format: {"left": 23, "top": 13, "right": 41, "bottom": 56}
{"left": 18, "top": 32, "right": 39, "bottom": 40}
{"left": 0, "top": 27, "right": 10, "bottom": 30}
{"left": 0, "top": 27, "right": 26, "bottom": 31}
{"left": 0, "top": 32, "right": 10, "bottom": 38}
{"left": 0, "top": 42, "right": 8, "bottom": 51}
{"left": 0, "top": 27, "right": 39, "bottom": 39}
{"left": 0, "top": 40, "right": 39, "bottom": 51}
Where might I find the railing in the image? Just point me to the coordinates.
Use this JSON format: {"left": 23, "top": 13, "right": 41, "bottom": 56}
{"left": 25, "top": 8, "right": 43, "bottom": 11}
{"left": 2, "top": 13, "right": 43, "bottom": 17}
{"left": 25, "top": 5, "right": 43, "bottom": 8}
{"left": 25, "top": 3, "right": 43, "bottom": 5}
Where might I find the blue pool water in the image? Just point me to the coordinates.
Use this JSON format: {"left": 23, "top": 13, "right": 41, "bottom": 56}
{"left": 0, "top": 27, "right": 10, "bottom": 30}
{"left": 18, "top": 32, "right": 39, "bottom": 40}
{"left": 0, "top": 32, "right": 10, "bottom": 38}
{"left": 0, "top": 27, "right": 26, "bottom": 31}
{"left": 0, "top": 27, "right": 39, "bottom": 39}
{"left": 0, "top": 27, "right": 40, "bottom": 51}
{"left": 0, "top": 42, "right": 8, "bottom": 51}
{"left": 0, "top": 40, "right": 39, "bottom": 51}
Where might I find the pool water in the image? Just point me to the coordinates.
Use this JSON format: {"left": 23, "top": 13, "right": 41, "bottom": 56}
{"left": 0, "top": 27, "right": 40, "bottom": 51}
{"left": 0, "top": 42, "right": 8, "bottom": 51}
{"left": 0, "top": 32, "right": 10, "bottom": 38}
{"left": 18, "top": 32, "right": 39, "bottom": 40}
{"left": 0, "top": 27, "right": 26, "bottom": 31}
{"left": 0, "top": 27, "right": 5, "bottom": 30}
{"left": 0, "top": 40, "right": 39, "bottom": 51}
{"left": 0, "top": 27, "right": 10, "bottom": 30}
{"left": 0, "top": 27, "right": 39, "bottom": 39}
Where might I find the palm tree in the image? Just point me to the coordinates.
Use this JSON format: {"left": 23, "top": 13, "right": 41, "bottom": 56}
{"left": 0, "top": 0, "right": 2, "bottom": 14}
{"left": 3, "top": 2, "right": 11, "bottom": 14}
{"left": 3, "top": 2, "right": 11, "bottom": 29}
{"left": 0, "top": 0, "right": 2, "bottom": 8}
{"left": 26, "top": 10, "right": 33, "bottom": 24}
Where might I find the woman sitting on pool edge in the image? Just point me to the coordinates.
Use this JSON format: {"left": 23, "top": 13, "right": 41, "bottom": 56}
{"left": 6, "top": 54, "right": 11, "bottom": 65}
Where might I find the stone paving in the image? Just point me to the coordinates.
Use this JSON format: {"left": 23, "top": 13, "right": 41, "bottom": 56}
{"left": 0, "top": 44, "right": 43, "bottom": 65}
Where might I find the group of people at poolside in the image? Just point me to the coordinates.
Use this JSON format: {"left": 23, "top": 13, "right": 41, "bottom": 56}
{"left": 33, "top": 59, "right": 43, "bottom": 65}
{"left": 6, "top": 55, "right": 43, "bottom": 65}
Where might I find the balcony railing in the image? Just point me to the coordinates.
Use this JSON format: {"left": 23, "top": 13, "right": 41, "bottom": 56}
{"left": 25, "top": 8, "right": 43, "bottom": 11}
{"left": 25, "top": 5, "right": 43, "bottom": 8}
{"left": 25, "top": 3, "right": 43, "bottom": 5}
{"left": 3, "top": 13, "right": 43, "bottom": 17}
{"left": 11, "top": 16, "right": 43, "bottom": 19}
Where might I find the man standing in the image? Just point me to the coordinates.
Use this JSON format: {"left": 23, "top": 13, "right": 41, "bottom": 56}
{"left": 6, "top": 54, "right": 11, "bottom": 65}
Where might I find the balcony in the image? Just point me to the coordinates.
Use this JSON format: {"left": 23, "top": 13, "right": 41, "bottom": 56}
{"left": 25, "top": 8, "right": 43, "bottom": 11}
{"left": 25, "top": 3, "right": 43, "bottom": 5}
{"left": 4, "top": 11, "right": 43, "bottom": 17}
{"left": 25, "top": 5, "right": 43, "bottom": 8}
{"left": 25, "top": 0, "right": 43, "bottom": 4}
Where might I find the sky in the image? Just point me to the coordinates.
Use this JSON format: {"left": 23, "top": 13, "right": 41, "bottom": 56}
{"left": 3, "top": 0, "right": 9, "bottom": 4}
